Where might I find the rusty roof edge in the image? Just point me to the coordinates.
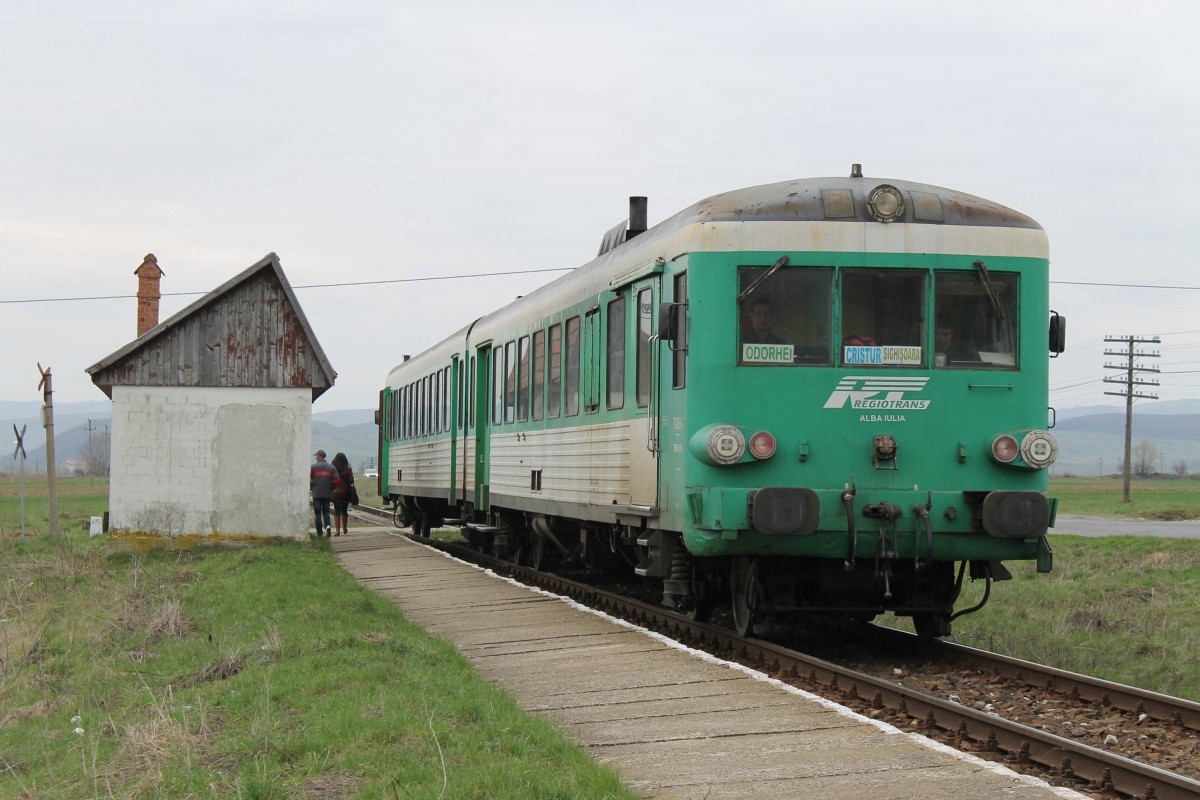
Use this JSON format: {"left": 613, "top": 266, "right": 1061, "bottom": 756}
{"left": 86, "top": 253, "right": 338, "bottom": 399}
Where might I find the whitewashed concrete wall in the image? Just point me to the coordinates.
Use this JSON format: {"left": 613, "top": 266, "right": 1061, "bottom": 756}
{"left": 109, "top": 386, "right": 311, "bottom": 537}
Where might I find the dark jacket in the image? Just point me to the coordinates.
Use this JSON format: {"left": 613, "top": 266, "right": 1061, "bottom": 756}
{"left": 310, "top": 459, "right": 336, "bottom": 499}
{"left": 332, "top": 467, "right": 354, "bottom": 504}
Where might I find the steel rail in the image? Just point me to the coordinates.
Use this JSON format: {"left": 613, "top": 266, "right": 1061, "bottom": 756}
{"left": 930, "top": 637, "right": 1200, "bottom": 733}
{"left": 393, "top": 533, "right": 1200, "bottom": 800}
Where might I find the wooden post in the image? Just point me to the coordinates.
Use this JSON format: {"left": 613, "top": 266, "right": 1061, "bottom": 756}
{"left": 38, "top": 363, "right": 59, "bottom": 540}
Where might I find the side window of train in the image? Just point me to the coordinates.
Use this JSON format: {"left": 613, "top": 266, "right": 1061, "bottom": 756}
{"left": 398, "top": 386, "right": 408, "bottom": 441}
{"left": 457, "top": 361, "right": 464, "bottom": 430}
{"left": 672, "top": 273, "right": 687, "bottom": 389}
{"left": 548, "top": 323, "right": 562, "bottom": 418}
{"left": 492, "top": 345, "right": 504, "bottom": 424}
{"left": 607, "top": 295, "right": 626, "bottom": 410}
{"left": 468, "top": 356, "right": 475, "bottom": 430}
{"left": 738, "top": 266, "right": 832, "bottom": 365}
{"left": 443, "top": 366, "right": 451, "bottom": 430}
{"left": 532, "top": 330, "right": 545, "bottom": 421}
{"left": 504, "top": 341, "right": 517, "bottom": 424}
{"left": 839, "top": 269, "right": 925, "bottom": 368}
{"left": 424, "top": 375, "right": 431, "bottom": 436}
{"left": 517, "top": 336, "right": 531, "bottom": 422}
{"left": 934, "top": 270, "right": 1019, "bottom": 369}
{"left": 565, "top": 316, "right": 581, "bottom": 416}
{"left": 433, "top": 370, "right": 441, "bottom": 433}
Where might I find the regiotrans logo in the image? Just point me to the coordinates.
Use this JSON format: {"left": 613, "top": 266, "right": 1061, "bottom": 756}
{"left": 823, "top": 376, "right": 931, "bottom": 410}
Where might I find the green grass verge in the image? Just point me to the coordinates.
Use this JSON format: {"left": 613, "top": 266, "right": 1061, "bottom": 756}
{"left": 0, "top": 528, "right": 636, "bottom": 798}
{"left": 1051, "top": 476, "right": 1200, "bottom": 519}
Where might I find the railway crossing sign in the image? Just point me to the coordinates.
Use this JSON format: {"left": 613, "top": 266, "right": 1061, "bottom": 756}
{"left": 13, "top": 423, "right": 26, "bottom": 459}
{"left": 13, "top": 424, "right": 27, "bottom": 541}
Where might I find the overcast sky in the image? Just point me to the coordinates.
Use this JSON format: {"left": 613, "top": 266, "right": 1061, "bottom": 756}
{"left": 3, "top": 0, "right": 1197, "bottom": 416}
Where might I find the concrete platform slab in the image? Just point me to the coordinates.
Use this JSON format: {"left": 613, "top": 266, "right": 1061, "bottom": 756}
{"left": 334, "top": 529, "right": 1084, "bottom": 800}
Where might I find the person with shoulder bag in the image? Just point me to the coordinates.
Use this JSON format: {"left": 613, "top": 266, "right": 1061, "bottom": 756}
{"left": 330, "top": 452, "right": 356, "bottom": 537}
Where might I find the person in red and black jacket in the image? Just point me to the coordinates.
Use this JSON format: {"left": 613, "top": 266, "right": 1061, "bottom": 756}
{"left": 310, "top": 449, "right": 336, "bottom": 536}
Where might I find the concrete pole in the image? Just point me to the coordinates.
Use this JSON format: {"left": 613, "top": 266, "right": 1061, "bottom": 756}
{"left": 38, "top": 364, "right": 59, "bottom": 540}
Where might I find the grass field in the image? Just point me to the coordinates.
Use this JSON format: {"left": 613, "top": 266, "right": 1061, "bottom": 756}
{"left": 1051, "top": 476, "right": 1200, "bottom": 519}
{"left": 0, "top": 478, "right": 635, "bottom": 799}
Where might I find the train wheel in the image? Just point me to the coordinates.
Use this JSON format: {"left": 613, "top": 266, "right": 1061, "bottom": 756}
{"left": 730, "top": 555, "right": 759, "bottom": 637}
{"left": 392, "top": 503, "right": 404, "bottom": 529}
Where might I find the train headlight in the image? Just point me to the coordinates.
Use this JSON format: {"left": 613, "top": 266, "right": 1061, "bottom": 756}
{"left": 749, "top": 430, "right": 777, "bottom": 460}
{"left": 1020, "top": 430, "right": 1059, "bottom": 469}
{"left": 991, "top": 434, "right": 1019, "bottom": 464}
{"left": 707, "top": 425, "right": 746, "bottom": 465}
{"left": 867, "top": 184, "right": 905, "bottom": 223}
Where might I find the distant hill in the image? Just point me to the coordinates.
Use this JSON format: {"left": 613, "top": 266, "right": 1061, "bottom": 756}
{"left": 1, "top": 406, "right": 381, "bottom": 476}
{"left": 1051, "top": 412, "right": 1200, "bottom": 476}
{"left": 313, "top": 408, "right": 376, "bottom": 427}
{"left": 1053, "top": 399, "right": 1200, "bottom": 421}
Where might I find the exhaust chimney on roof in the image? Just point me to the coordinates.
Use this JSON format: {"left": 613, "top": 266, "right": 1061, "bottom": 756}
{"left": 627, "top": 196, "right": 647, "bottom": 239}
{"left": 134, "top": 253, "right": 164, "bottom": 337}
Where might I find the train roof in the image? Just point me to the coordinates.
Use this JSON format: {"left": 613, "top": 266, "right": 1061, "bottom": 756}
{"left": 385, "top": 173, "right": 1044, "bottom": 383}
{"left": 662, "top": 174, "right": 1042, "bottom": 231}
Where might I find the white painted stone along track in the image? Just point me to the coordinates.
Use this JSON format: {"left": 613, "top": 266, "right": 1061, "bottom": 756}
{"left": 333, "top": 529, "right": 1086, "bottom": 800}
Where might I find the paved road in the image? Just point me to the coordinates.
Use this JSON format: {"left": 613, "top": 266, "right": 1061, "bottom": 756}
{"left": 1053, "top": 515, "right": 1200, "bottom": 539}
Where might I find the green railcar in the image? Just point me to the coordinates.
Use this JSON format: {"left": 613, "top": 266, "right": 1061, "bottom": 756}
{"left": 378, "top": 168, "right": 1065, "bottom": 638}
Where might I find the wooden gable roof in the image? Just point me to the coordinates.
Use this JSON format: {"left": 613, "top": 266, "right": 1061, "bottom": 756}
{"left": 87, "top": 253, "right": 337, "bottom": 400}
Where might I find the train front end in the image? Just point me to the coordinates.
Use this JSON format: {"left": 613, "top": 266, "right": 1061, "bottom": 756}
{"left": 658, "top": 175, "right": 1062, "bottom": 637}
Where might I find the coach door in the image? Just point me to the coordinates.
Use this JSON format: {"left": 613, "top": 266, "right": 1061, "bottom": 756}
{"left": 630, "top": 277, "right": 660, "bottom": 507}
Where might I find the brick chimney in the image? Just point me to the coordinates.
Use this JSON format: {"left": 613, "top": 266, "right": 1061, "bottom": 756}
{"left": 134, "top": 253, "right": 164, "bottom": 337}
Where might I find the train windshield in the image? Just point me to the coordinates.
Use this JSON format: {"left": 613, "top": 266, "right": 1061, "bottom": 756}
{"left": 840, "top": 270, "right": 926, "bottom": 367}
{"left": 933, "top": 271, "right": 1019, "bottom": 369}
{"left": 738, "top": 267, "right": 832, "bottom": 365}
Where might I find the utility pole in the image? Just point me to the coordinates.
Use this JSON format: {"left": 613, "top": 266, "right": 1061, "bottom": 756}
{"left": 37, "top": 363, "right": 59, "bottom": 540}
{"left": 1103, "top": 335, "right": 1160, "bottom": 503}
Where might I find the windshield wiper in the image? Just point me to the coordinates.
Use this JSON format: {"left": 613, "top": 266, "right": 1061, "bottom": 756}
{"left": 737, "top": 256, "right": 789, "bottom": 303}
{"left": 973, "top": 260, "right": 1005, "bottom": 321}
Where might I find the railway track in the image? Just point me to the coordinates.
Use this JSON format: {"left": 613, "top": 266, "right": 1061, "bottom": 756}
{"left": 347, "top": 507, "right": 1200, "bottom": 800}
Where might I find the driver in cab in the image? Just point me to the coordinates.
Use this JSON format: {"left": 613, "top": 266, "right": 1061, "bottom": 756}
{"left": 743, "top": 297, "right": 786, "bottom": 344}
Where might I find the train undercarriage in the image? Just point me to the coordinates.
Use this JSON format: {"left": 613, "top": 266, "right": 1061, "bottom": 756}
{"left": 391, "top": 494, "right": 1005, "bottom": 640}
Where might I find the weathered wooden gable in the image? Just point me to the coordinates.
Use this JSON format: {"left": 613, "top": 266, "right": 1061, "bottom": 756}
{"left": 88, "top": 253, "right": 336, "bottom": 399}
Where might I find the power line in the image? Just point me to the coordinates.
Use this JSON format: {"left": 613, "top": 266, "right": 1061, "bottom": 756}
{"left": 1051, "top": 280, "right": 1200, "bottom": 291}
{"left": 1051, "top": 378, "right": 1103, "bottom": 390}
{"left": 0, "top": 266, "right": 575, "bottom": 305}
{"left": 4, "top": 271, "right": 1197, "bottom": 306}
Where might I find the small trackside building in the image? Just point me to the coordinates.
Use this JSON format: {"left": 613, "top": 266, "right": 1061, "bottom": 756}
{"left": 87, "top": 253, "right": 336, "bottom": 538}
